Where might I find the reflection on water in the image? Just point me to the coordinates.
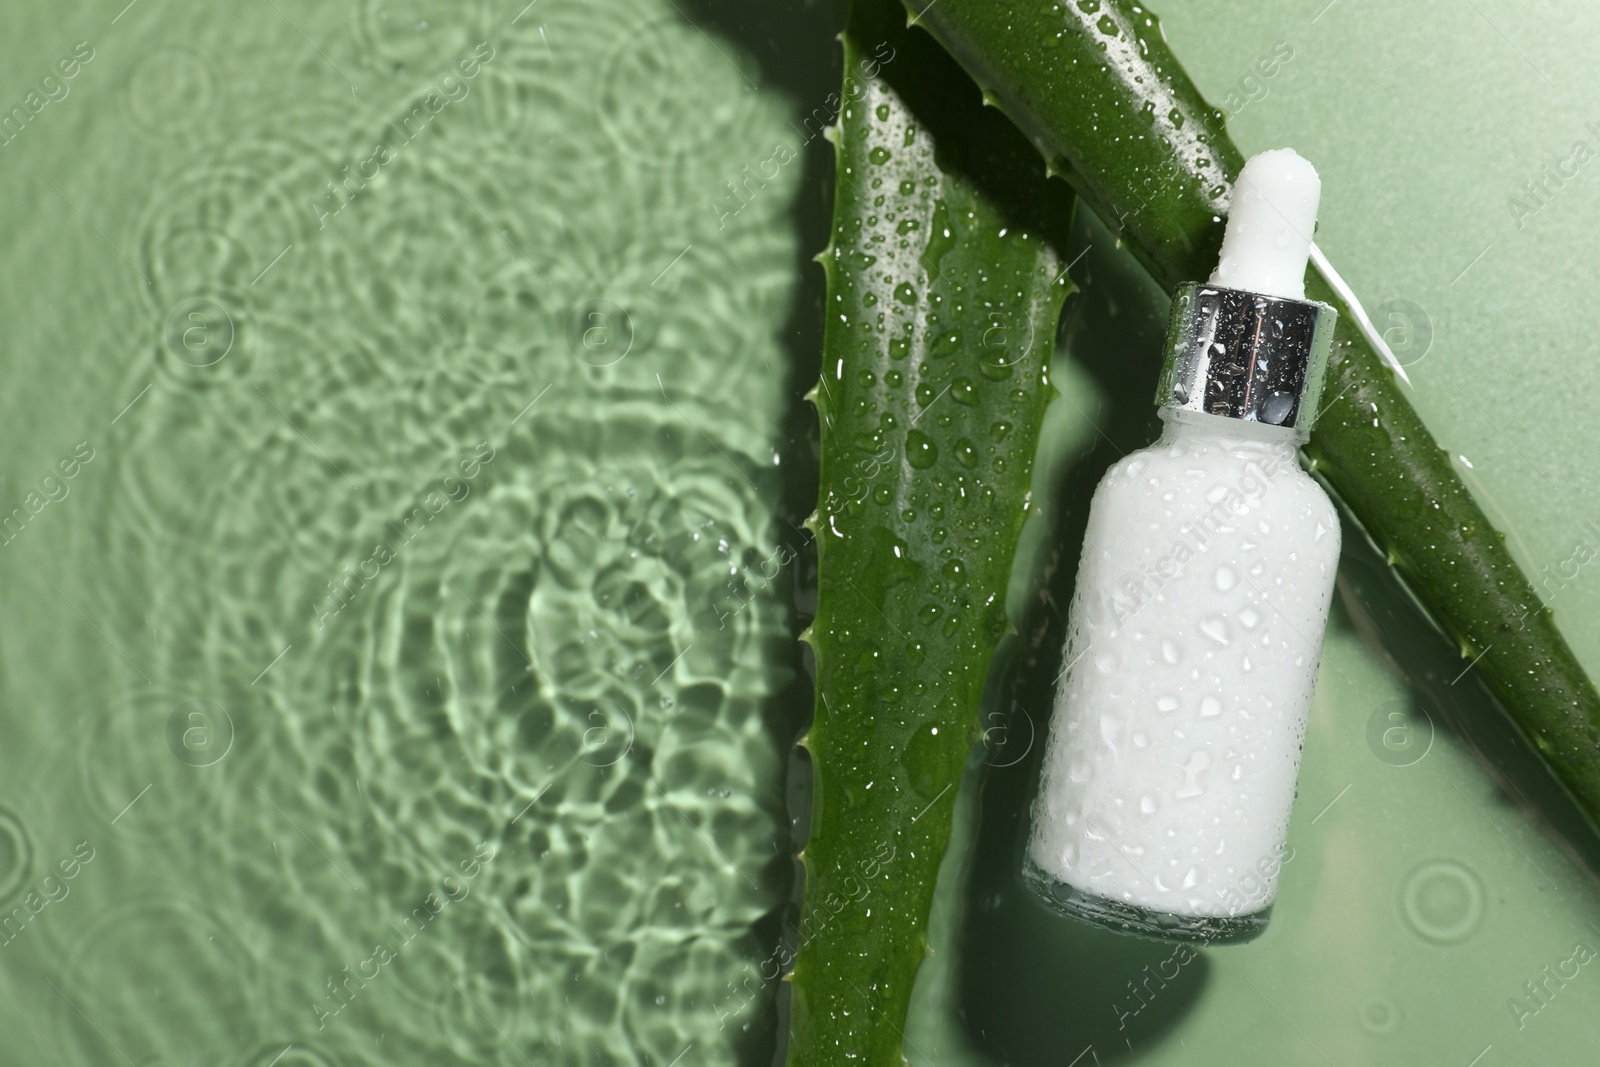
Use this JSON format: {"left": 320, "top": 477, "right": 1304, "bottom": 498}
{"left": 1, "top": 0, "right": 827, "bottom": 1062}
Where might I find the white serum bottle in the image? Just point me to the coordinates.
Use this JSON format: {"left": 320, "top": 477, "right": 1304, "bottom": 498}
{"left": 1026, "top": 149, "right": 1341, "bottom": 943}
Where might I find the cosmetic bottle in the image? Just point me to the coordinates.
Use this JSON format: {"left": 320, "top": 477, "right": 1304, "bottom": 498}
{"left": 1026, "top": 149, "right": 1340, "bottom": 943}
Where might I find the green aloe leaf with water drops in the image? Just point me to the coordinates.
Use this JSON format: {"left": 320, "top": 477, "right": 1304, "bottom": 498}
{"left": 788, "top": 0, "right": 1076, "bottom": 1062}
{"left": 905, "top": 0, "right": 1600, "bottom": 830}
{"left": 795, "top": 0, "right": 1600, "bottom": 1060}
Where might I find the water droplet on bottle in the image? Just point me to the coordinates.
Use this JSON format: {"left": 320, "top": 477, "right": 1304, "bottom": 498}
{"left": 868, "top": 146, "right": 892, "bottom": 165}
{"left": 1200, "top": 616, "right": 1230, "bottom": 645}
{"left": 1214, "top": 566, "right": 1236, "bottom": 591}
{"left": 1238, "top": 607, "right": 1260, "bottom": 630}
{"left": 1161, "top": 639, "right": 1181, "bottom": 664}
{"left": 1157, "top": 695, "right": 1179, "bottom": 713}
{"left": 1262, "top": 390, "right": 1296, "bottom": 424}
{"left": 1140, "top": 795, "right": 1158, "bottom": 815}
{"left": 1200, "top": 695, "right": 1222, "bottom": 718}
{"left": 1176, "top": 750, "right": 1212, "bottom": 799}
{"left": 1100, "top": 713, "right": 1120, "bottom": 748}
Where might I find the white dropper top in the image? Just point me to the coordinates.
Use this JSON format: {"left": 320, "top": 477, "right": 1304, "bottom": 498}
{"left": 1209, "top": 148, "right": 1320, "bottom": 301}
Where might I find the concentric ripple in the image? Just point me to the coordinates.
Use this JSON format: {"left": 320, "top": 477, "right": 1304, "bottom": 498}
{"left": 43, "top": 0, "right": 804, "bottom": 1062}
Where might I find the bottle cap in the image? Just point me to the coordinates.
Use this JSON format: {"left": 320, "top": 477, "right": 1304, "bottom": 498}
{"left": 1154, "top": 149, "right": 1337, "bottom": 431}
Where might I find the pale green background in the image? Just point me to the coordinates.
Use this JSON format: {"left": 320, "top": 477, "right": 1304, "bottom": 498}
{"left": 0, "top": 0, "right": 1596, "bottom": 1064}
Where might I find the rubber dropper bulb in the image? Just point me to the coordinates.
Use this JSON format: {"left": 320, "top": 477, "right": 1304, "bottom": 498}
{"left": 1208, "top": 148, "right": 1320, "bottom": 301}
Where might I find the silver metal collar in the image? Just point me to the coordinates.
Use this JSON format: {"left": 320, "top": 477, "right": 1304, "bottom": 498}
{"left": 1155, "top": 283, "right": 1336, "bottom": 431}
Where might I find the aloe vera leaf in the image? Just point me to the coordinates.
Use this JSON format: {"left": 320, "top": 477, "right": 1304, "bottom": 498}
{"left": 788, "top": 0, "right": 1077, "bottom": 1061}
{"left": 907, "top": 0, "right": 1600, "bottom": 823}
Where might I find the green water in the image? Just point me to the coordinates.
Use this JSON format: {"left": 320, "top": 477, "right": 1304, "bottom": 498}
{"left": 1, "top": 1, "right": 819, "bottom": 1063}
{"left": 4, "top": 0, "right": 1600, "bottom": 1064}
